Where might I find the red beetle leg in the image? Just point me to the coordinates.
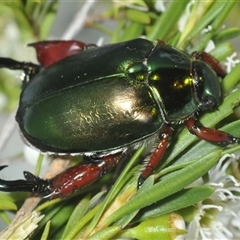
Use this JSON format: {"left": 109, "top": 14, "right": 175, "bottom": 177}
{"left": 45, "top": 152, "right": 123, "bottom": 199}
{"left": 138, "top": 125, "right": 172, "bottom": 187}
{"left": 192, "top": 51, "right": 226, "bottom": 78}
{"left": 185, "top": 117, "right": 240, "bottom": 145}
{"left": 157, "top": 40, "right": 166, "bottom": 45}
{"left": 29, "top": 40, "right": 96, "bottom": 67}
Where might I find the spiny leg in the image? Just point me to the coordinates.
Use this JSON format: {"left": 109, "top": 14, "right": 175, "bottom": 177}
{"left": 45, "top": 152, "right": 124, "bottom": 199}
{"left": 191, "top": 51, "right": 226, "bottom": 78}
{"left": 138, "top": 125, "right": 172, "bottom": 188}
{"left": 0, "top": 152, "right": 124, "bottom": 199}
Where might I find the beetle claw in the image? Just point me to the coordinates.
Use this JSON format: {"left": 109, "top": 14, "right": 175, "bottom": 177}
{"left": 0, "top": 165, "right": 8, "bottom": 171}
{"left": 0, "top": 166, "right": 52, "bottom": 196}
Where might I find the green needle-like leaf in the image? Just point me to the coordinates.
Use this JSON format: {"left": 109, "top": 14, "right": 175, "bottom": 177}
{"left": 136, "top": 185, "right": 215, "bottom": 222}
{"left": 147, "top": 0, "right": 189, "bottom": 41}
{"left": 104, "top": 151, "right": 221, "bottom": 226}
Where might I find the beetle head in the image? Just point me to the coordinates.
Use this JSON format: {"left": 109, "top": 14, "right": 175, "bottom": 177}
{"left": 192, "top": 60, "right": 222, "bottom": 111}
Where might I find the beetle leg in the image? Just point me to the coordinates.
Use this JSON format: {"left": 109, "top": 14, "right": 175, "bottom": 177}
{"left": 185, "top": 117, "right": 240, "bottom": 144}
{"left": 44, "top": 152, "right": 123, "bottom": 199}
{"left": 0, "top": 165, "right": 51, "bottom": 194}
{"left": 192, "top": 51, "right": 226, "bottom": 78}
{"left": 157, "top": 40, "right": 166, "bottom": 45}
{"left": 138, "top": 125, "right": 172, "bottom": 188}
{"left": 0, "top": 152, "right": 123, "bottom": 199}
{"left": 29, "top": 40, "right": 92, "bottom": 67}
{"left": 0, "top": 57, "right": 40, "bottom": 87}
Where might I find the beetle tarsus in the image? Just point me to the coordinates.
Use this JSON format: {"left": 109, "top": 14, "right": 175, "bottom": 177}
{"left": 23, "top": 171, "right": 52, "bottom": 195}
{"left": 137, "top": 175, "right": 146, "bottom": 189}
{"left": 0, "top": 57, "right": 40, "bottom": 87}
{"left": 0, "top": 165, "right": 52, "bottom": 196}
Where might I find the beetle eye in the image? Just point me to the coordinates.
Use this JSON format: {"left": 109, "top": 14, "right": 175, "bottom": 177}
{"left": 200, "top": 95, "right": 217, "bottom": 110}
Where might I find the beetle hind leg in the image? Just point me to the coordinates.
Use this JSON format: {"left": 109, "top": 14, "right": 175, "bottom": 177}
{"left": 0, "top": 165, "right": 51, "bottom": 195}
{"left": 44, "top": 152, "right": 124, "bottom": 199}
{"left": 0, "top": 152, "right": 124, "bottom": 199}
{"left": 0, "top": 57, "right": 40, "bottom": 87}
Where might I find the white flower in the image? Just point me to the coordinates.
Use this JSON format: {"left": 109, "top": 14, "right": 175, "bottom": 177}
{"left": 178, "top": 0, "right": 195, "bottom": 32}
{"left": 186, "top": 154, "right": 240, "bottom": 240}
{"left": 224, "top": 52, "right": 240, "bottom": 73}
{"left": 155, "top": 1, "right": 166, "bottom": 12}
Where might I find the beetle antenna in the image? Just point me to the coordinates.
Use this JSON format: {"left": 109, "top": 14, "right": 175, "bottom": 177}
{"left": 0, "top": 166, "right": 52, "bottom": 196}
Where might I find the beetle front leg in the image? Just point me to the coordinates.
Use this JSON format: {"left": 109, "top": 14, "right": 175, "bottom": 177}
{"left": 192, "top": 51, "right": 226, "bottom": 78}
{"left": 185, "top": 117, "right": 240, "bottom": 144}
{"left": 138, "top": 125, "right": 172, "bottom": 188}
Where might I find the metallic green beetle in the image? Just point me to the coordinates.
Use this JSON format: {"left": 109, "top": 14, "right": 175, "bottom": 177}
{"left": 0, "top": 38, "right": 239, "bottom": 199}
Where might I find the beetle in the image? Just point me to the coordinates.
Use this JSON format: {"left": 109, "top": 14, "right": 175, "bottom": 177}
{"left": 0, "top": 38, "right": 239, "bottom": 199}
